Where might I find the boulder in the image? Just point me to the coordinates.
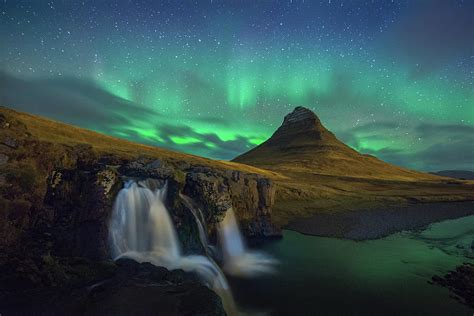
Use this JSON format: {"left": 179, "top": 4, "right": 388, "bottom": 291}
{"left": 0, "top": 258, "right": 226, "bottom": 316}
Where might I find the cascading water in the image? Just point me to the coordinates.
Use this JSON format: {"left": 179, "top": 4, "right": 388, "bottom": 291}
{"left": 109, "top": 180, "right": 236, "bottom": 315}
{"left": 218, "top": 208, "right": 277, "bottom": 277}
{"left": 180, "top": 194, "right": 276, "bottom": 278}
{"left": 179, "top": 193, "right": 217, "bottom": 257}
{"left": 109, "top": 180, "right": 180, "bottom": 262}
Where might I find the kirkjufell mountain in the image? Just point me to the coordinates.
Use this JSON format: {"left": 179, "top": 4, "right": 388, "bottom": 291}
{"left": 234, "top": 106, "right": 435, "bottom": 180}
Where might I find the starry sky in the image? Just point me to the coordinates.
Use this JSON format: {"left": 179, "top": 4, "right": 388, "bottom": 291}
{"left": 0, "top": 0, "right": 473, "bottom": 171}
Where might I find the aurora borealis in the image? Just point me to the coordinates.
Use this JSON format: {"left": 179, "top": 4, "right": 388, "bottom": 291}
{"left": 0, "top": 0, "right": 472, "bottom": 171}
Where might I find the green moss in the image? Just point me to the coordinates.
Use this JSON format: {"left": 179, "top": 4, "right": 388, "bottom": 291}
{"left": 174, "top": 169, "right": 186, "bottom": 184}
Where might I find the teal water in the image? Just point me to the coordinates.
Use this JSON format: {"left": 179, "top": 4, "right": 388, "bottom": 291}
{"left": 230, "top": 215, "right": 474, "bottom": 315}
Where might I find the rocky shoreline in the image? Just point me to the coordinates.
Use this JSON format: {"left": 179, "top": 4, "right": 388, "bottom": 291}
{"left": 432, "top": 263, "right": 474, "bottom": 309}
{"left": 286, "top": 201, "right": 474, "bottom": 240}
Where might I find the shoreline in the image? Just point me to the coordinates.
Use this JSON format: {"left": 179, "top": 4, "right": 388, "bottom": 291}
{"left": 285, "top": 201, "right": 474, "bottom": 240}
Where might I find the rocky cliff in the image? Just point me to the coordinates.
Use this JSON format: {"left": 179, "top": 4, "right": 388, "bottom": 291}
{"left": 0, "top": 107, "right": 280, "bottom": 309}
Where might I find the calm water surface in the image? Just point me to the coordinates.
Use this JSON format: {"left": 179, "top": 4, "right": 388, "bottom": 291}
{"left": 230, "top": 215, "right": 474, "bottom": 315}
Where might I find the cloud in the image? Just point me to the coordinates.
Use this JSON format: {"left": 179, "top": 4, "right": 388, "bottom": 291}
{"left": 368, "top": 139, "right": 474, "bottom": 172}
{"left": 157, "top": 124, "right": 257, "bottom": 160}
{"left": 0, "top": 70, "right": 161, "bottom": 134}
{"left": 415, "top": 140, "right": 473, "bottom": 171}
{"left": 343, "top": 121, "right": 474, "bottom": 171}
{"left": 193, "top": 115, "right": 231, "bottom": 126}
{"left": 0, "top": 70, "right": 258, "bottom": 160}
{"left": 411, "top": 123, "right": 474, "bottom": 170}
{"left": 351, "top": 122, "right": 400, "bottom": 133}
{"left": 415, "top": 123, "right": 474, "bottom": 138}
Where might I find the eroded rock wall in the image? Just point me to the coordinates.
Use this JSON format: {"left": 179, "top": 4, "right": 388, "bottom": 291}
{"left": 0, "top": 111, "right": 280, "bottom": 291}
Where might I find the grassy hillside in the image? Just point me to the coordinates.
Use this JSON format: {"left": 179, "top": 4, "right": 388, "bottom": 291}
{"left": 0, "top": 106, "right": 279, "bottom": 178}
{"left": 2, "top": 106, "right": 473, "bottom": 228}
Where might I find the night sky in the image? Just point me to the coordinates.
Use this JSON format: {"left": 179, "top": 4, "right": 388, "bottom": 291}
{"left": 1, "top": 0, "right": 473, "bottom": 171}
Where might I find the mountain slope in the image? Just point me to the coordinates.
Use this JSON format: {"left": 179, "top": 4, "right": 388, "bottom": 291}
{"left": 234, "top": 106, "right": 436, "bottom": 181}
{"left": 0, "top": 106, "right": 277, "bottom": 177}
{"left": 234, "top": 106, "right": 474, "bottom": 227}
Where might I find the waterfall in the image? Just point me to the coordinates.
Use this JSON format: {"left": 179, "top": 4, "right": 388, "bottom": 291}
{"left": 109, "top": 180, "right": 180, "bottom": 263}
{"left": 179, "top": 193, "right": 217, "bottom": 257}
{"left": 109, "top": 180, "right": 236, "bottom": 315}
{"left": 218, "top": 208, "right": 277, "bottom": 277}
{"left": 180, "top": 194, "right": 276, "bottom": 277}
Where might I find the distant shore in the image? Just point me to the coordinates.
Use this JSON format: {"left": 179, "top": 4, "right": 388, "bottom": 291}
{"left": 286, "top": 201, "right": 474, "bottom": 240}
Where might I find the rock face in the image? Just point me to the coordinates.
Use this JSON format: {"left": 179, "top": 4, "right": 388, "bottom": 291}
{"left": 282, "top": 106, "right": 319, "bottom": 125}
{"left": 0, "top": 107, "right": 280, "bottom": 311}
{"left": 279, "top": 106, "right": 326, "bottom": 136}
{"left": 183, "top": 168, "right": 279, "bottom": 241}
{"left": 1, "top": 258, "right": 225, "bottom": 316}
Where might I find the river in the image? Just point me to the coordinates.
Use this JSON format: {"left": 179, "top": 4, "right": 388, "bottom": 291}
{"left": 230, "top": 215, "right": 474, "bottom": 315}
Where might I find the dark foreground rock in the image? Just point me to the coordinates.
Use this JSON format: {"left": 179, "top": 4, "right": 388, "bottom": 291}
{"left": 0, "top": 258, "right": 226, "bottom": 316}
{"left": 432, "top": 263, "right": 474, "bottom": 308}
{"left": 287, "top": 201, "right": 474, "bottom": 240}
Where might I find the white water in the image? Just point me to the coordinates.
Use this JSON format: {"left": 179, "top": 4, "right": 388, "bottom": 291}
{"left": 218, "top": 208, "right": 277, "bottom": 277}
{"left": 179, "top": 193, "right": 217, "bottom": 257}
{"left": 109, "top": 180, "right": 236, "bottom": 314}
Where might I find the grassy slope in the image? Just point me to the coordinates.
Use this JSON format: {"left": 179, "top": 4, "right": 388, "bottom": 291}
{"left": 272, "top": 170, "right": 474, "bottom": 227}
{"left": 2, "top": 106, "right": 473, "bottom": 228}
{"left": 0, "top": 106, "right": 280, "bottom": 178}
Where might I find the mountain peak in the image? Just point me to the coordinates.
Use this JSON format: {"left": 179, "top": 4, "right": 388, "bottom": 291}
{"left": 233, "top": 105, "right": 353, "bottom": 165}
{"left": 276, "top": 106, "right": 327, "bottom": 137}
{"left": 282, "top": 106, "right": 321, "bottom": 127}
{"left": 240, "top": 105, "right": 338, "bottom": 152}
{"left": 233, "top": 105, "right": 437, "bottom": 182}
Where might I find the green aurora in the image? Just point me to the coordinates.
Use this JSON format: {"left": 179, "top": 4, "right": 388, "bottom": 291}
{"left": 0, "top": 0, "right": 472, "bottom": 170}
